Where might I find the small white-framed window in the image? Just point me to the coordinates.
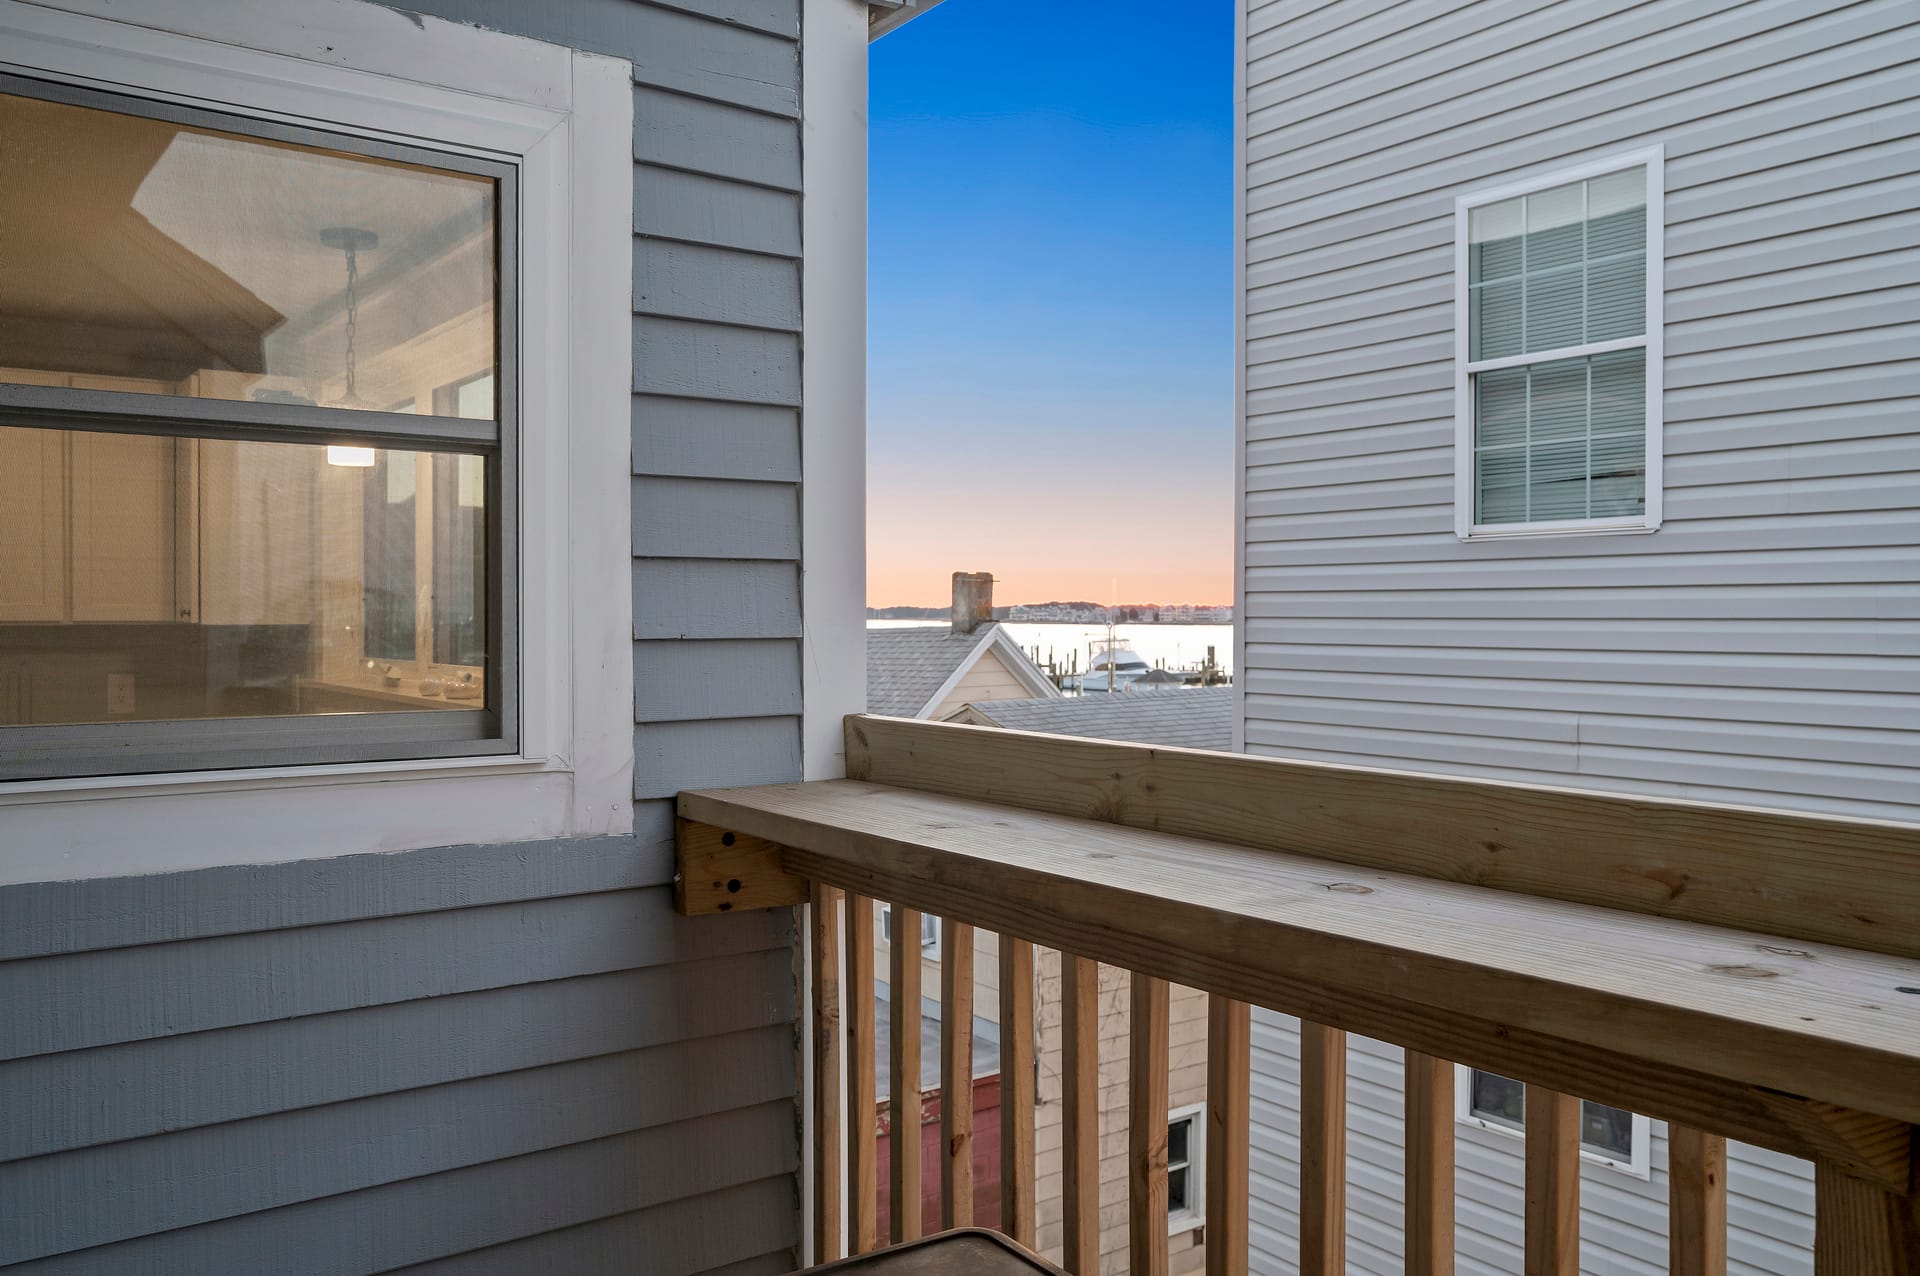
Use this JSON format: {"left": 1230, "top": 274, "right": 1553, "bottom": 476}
{"left": 1167, "top": 1102, "right": 1206, "bottom": 1233}
{"left": 1454, "top": 148, "right": 1663, "bottom": 540}
{"left": 1456, "top": 1067, "right": 1651, "bottom": 1178}
{"left": 879, "top": 902, "right": 942, "bottom": 959}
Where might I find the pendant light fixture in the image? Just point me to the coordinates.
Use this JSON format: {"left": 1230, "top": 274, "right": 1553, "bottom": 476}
{"left": 320, "top": 225, "right": 379, "bottom": 467}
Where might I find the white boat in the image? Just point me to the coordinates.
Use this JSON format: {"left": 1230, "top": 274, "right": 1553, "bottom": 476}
{"left": 1069, "top": 638, "right": 1151, "bottom": 693}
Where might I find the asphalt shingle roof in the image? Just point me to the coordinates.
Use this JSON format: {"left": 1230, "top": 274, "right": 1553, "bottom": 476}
{"left": 866, "top": 624, "right": 995, "bottom": 717}
{"left": 961, "top": 685, "right": 1233, "bottom": 751}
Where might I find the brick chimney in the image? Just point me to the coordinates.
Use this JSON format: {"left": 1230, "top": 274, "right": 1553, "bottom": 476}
{"left": 951, "top": 571, "right": 993, "bottom": 635}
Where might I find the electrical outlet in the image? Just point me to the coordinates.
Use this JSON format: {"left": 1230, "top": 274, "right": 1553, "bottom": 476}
{"left": 107, "top": 673, "right": 136, "bottom": 715}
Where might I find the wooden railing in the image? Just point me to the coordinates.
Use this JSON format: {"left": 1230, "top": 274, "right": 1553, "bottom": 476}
{"left": 676, "top": 715, "right": 1920, "bottom": 1274}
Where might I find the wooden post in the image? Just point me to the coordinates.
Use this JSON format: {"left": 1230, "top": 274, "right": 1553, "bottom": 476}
{"left": 1814, "top": 1152, "right": 1919, "bottom": 1275}
{"left": 846, "top": 894, "right": 877, "bottom": 1254}
{"left": 1669, "top": 1126, "right": 1727, "bottom": 1276}
{"left": 1207, "top": 995, "right": 1251, "bottom": 1276}
{"left": 888, "top": 905, "right": 923, "bottom": 1245}
{"left": 1300, "top": 1021, "right": 1347, "bottom": 1274}
{"left": 940, "top": 919, "right": 975, "bottom": 1230}
{"left": 1130, "top": 973, "right": 1171, "bottom": 1276}
{"left": 811, "top": 883, "right": 843, "bottom": 1264}
{"left": 1063, "top": 954, "right": 1100, "bottom": 1274}
{"left": 1524, "top": 1087, "right": 1580, "bottom": 1276}
{"left": 1000, "top": 937, "right": 1038, "bottom": 1248}
{"left": 1403, "top": 1050, "right": 1456, "bottom": 1276}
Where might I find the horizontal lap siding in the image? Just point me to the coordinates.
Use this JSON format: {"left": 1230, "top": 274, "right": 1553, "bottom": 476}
{"left": 1238, "top": 0, "right": 1916, "bottom": 1265}
{"left": 1239, "top": 0, "right": 1920, "bottom": 830}
{"left": 1, "top": 3, "right": 805, "bottom": 1273}
{"left": 1246, "top": 1013, "right": 1812, "bottom": 1275}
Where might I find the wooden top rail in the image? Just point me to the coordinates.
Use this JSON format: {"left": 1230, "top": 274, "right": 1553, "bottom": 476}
{"left": 844, "top": 715, "right": 1920, "bottom": 963}
{"left": 678, "top": 776, "right": 1920, "bottom": 1190}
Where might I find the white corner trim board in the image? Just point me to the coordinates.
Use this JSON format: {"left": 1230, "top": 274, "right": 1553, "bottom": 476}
{"left": 0, "top": 0, "right": 635, "bottom": 882}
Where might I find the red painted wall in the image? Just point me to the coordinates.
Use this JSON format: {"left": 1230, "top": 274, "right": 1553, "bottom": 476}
{"left": 873, "top": 1075, "right": 1003, "bottom": 1241}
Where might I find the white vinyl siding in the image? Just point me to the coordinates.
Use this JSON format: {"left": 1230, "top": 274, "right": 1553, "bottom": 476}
{"left": 1455, "top": 151, "right": 1663, "bottom": 537}
{"left": 1237, "top": 0, "right": 1920, "bottom": 1268}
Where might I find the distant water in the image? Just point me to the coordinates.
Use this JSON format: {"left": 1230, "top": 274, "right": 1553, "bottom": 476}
{"left": 868, "top": 619, "right": 1234, "bottom": 678}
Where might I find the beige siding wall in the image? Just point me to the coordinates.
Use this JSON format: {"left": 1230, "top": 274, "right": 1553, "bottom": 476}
{"left": 931, "top": 649, "right": 1036, "bottom": 719}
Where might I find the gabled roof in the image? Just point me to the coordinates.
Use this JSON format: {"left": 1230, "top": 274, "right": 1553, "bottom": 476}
{"left": 867, "top": 623, "right": 1058, "bottom": 719}
{"left": 953, "top": 685, "right": 1234, "bottom": 751}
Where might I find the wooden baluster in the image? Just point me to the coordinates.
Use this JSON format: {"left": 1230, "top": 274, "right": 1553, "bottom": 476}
{"left": 1000, "top": 937, "right": 1038, "bottom": 1248}
{"left": 1300, "top": 1021, "right": 1347, "bottom": 1274}
{"left": 846, "top": 894, "right": 878, "bottom": 1254}
{"left": 1403, "top": 1050, "right": 1455, "bottom": 1276}
{"left": 1524, "top": 1087, "right": 1580, "bottom": 1276}
{"left": 1813, "top": 1152, "right": 1919, "bottom": 1275}
{"left": 941, "top": 919, "right": 975, "bottom": 1229}
{"left": 1062, "top": 954, "right": 1100, "bottom": 1273}
{"left": 1130, "top": 973, "right": 1171, "bottom": 1276}
{"left": 811, "top": 883, "right": 843, "bottom": 1264}
{"left": 1668, "top": 1126, "right": 1726, "bottom": 1276}
{"left": 1207, "top": 995, "right": 1251, "bottom": 1276}
{"left": 889, "top": 905, "right": 924, "bottom": 1245}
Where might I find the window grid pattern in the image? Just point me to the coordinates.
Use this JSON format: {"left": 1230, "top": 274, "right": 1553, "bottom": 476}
{"left": 1464, "top": 163, "right": 1651, "bottom": 529}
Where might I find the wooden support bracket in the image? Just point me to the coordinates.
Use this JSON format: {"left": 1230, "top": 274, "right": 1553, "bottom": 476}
{"left": 675, "top": 818, "right": 810, "bottom": 915}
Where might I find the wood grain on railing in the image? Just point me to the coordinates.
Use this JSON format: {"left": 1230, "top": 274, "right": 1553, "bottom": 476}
{"left": 698, "top": 780, "right": 1917, "bottom": 1182}
{"left": 1207, "top": 995, "right": 1250, "bottom": 1276}
{"left": 1130, "top": 973, "right": 1170, "bottom": 1276}
{"left": 888, "top": 903, "right": 923, "bottom": 1245}
{"left": 845, "top": 714, "right": 1920, "bottom": 962}
{"left": 1000, "top": 936, "right": 1038, "bottom": 1248}
{"left": 940, "top": 918, "right": 975, "bottom": 1230}
{"left": 1300, "top": 1021, "right": 1347, "bottom": 1273}
{"left": 1525, "top": 1086, "right": 1580, "bottom": 1276}
{"left": 811, "top": 883, "right": 843, "bottom": 1264}
{"left": 1403, "top": 1050, "right": 1456, "bottom": 1276}
{"left": 845, "top": 893, "right": 878, "bottom": 1254}
{"left": 1668, "top": 1125, "right": 1727, "bottom": 1276}
{"left": 1062, "top": 954, "right": 1100, "bottom": 1274}
{"left": 1813, "top": 1156, "right": 1920, "bottom": 1275}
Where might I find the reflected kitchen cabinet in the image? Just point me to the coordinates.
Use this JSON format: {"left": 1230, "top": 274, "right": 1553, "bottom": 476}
{"left": 69, "top": 429, "right": 179, "bottom": 622}
{"left": 0, "top": 426, "right": 68, "bottom": 622}
{"left": 196, "top": 439, "right": 316, "bottom": 625}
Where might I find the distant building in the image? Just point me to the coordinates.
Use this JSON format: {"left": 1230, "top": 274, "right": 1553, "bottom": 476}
{"left": 866, "top": 574, "right": 1058, "bottom": 720}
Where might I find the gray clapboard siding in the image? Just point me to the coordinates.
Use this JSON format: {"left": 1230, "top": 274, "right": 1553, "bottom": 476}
{"left": 634, "top": 638, "right": 802, "bottom": 721}
{"left": 0, "top": 829, "right": 666, "bottom": 961}
{"left": 635, "top": 86, "right": 803, "bottom": 190}
{"left": 633, "top": 395, "right": 801, "bottom": 481}
{"left": 1, "top": 1026, "right": 792, "bottom": 1263}
{"left": 633, "top": 558, "right": 801, "bottom": 639}
{"left": 635, "top": 239, "right": 802, "bottom": 329}
{"left": 633, "top": 716, "right": 802, "bottom": 799}
{"left": 636, "top": 164, "right": 802, "bottom": 256}
{"left": 5, "top": 2, "right": 811, "bottom": 1271}
{"left": 636, "top": 315, "right": 802, "bottom": 403}
{"left": 0, "top": 948, "right": 793, "bottom": 1163}
{"left": 5, "top": 1102, "right": 798, "bottom": 1276}
{"left": 1240, "top": 0, "right": 1917, "bottom": 1260}
{"left": 388, "top": 1177, "right": 798, "bottom": 1276}
{"left": 1, "top": 886, "right": 787, "bottom": 1061}
{"left": 632, "top": 474, "right": 801, "bottom": 559}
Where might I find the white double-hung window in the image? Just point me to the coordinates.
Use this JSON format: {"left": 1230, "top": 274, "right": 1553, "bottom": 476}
{"left": 1454, "top": 149, "right": 1663, "bottom": 538}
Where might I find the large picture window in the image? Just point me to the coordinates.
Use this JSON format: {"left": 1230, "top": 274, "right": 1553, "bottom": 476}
{"left": 1454, "top": 150, "right": 1662, "bottom": 539}
{"left": 0, "top": 74, "right": 515, "bottom": 778}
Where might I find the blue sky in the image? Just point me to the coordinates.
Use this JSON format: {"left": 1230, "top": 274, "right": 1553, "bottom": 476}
{"left": 867, "top": 1, "right": 1235, "bottom": 605}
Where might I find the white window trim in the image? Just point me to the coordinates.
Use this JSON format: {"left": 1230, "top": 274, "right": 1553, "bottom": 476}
{"left": 1452, "top": 146, "right": 1665, "bottom": 541}
{"left": 1453, "top": 1065, "right": 1652, "bottom": 1179}
{"left": 0, "top": 0, "right": 634, "bottom": 884}
{"left": 1167, "top": 1101, "right": 1206, "bottom": 1234}
{"left": 879, "top": 902, "right": 942, "bottom": 958}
